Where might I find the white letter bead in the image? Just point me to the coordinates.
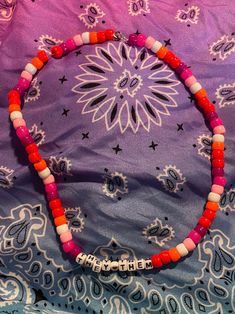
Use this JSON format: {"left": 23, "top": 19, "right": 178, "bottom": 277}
{"left": 81, "top": 32, "right": 90, "bottom": 44}
{"left": 118, "top": 259, "right": 128, "bottom": 271}
{"left": 25, "top": 63, "right": 37, "bottom": 75}
{"left": 176, "top": 243, "right": 188, "bottom": 257}
{"left": 56, "top": 224, "right": 68, "bottom": 235}
{"left": 144, "top": 259, "right": 153, "bottom": 269}
{"left": 101, "top": 259, "right": 111, "bottom": 271}
{"left": 76, "top": 252, "right": 88, "bottom": 265}
{"left": 92, "top": 259, "right": 102, "bottom": 272}
{"left": 151, "top": 40, "right": 162, "bottom": 53}
{"left": 38, "top": 167, "right": 51, "bottom": 179}
{"left": 212, "top": 134, "right": 224, "bottom": 142}
{"left": 110, "top": 261, "right": 119, "bottom": 271}
{"left": 208, "top": 192, "right": 220, "bottom": 203}
{"left": 127, "top": 260, "right": 137, "bottom": 271}
{"left": 136, "top": 259, "right": 145, "bottom": 270}
{"left": 84, "top": 254, "right": 97, "bottom": 267}
{"left": 10, "top": 111, "right": 23, "bottom": 121}
{"left": 189, "top": 82, "right": 202, "bottom": 94}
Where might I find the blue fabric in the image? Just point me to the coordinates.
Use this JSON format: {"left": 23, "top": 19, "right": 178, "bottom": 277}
{"left": 0, "top": 1, "right": 234, "bottom": 313}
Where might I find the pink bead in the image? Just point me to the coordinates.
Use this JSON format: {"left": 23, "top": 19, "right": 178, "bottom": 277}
{"left": 16, "top": 126, "right": 34, "bottom": 146}
{"left": 128, "top": 33, "right": 138, "bottom": 46}
{"left": 213, "top": 176, "right": 227, "bottom": 187}
{"left": 60, "top": 231, "right": 72, "bottom": 243}
{"left": 211, "top": 184, "right": 224, "bottom": 195}
{"left": 73, "top": 34, "right": 83, "bottom": 46}
{"left": 43, "top": 174, "right": 55, "bottom": 185}
{"left": 212, "top": 167, "right": 224, "bottom": 177}
{"left": 183, "top": 238, "right": 196, "bottom": 251}
{"left": 188, "top": 230, "right": 202, "bottom": 244}
{"left": 13, "top": 118, "right": 26, "bottom": 129}
{"left": 65, "top": 38, "right": 76, "bottom": 51}
{"left": 213, "top": 125, "right": 226, "bottom": 134}
{"left": 45, "top": 182, "right": 57, "bottom": 193}
{"left": 185, "top": 75, "right": 197, "bottom": 87}
{"left": 21, "top": 70, "right": 33, "bottom": 82}
{"left": 62, "top": 240, "right": 75, "bottom": 253}
{"left": 180, "top": 68, "right": 193, "bottom": 80}
{"left": 69, "top": 245, "right": 83, "bottom": 259}
{"left": 145, "top": 36, "right": 155, "bottom": 49}
{"left": 47, "top": 190, "right": 59, "bottom": 201}
{"left": 13, "top": 84, "right": 25, "bottom": 96}
{"left": 18, "top": 77, "right": 30, "bottom": 90}
{"left": 136, "top": 34, "right": 146, "bottom": 47}
{"left": 210, "top": 118, "right": 223, "bottom": 129}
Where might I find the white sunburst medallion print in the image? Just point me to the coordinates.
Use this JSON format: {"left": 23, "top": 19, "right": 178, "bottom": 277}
{"left": 72, "top": 42, "right": 180, "bottom": 133}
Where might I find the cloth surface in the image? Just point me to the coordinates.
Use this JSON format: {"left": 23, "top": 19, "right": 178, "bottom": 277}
{"left": 0, "top": 0, "right": 234, "bottom": 313}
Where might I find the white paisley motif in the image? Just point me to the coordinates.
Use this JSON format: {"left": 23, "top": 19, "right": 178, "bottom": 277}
{"left": 78, "top": 3, "right": 105, "bottom": 29}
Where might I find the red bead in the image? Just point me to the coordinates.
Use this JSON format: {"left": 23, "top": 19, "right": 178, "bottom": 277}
{"left": 151, "top": 254, "right": 163, "bottom": 268}
{"left": 212, "top": 150, "right": 224, "bottom": 159}
{"left": 28, "top": 152, "right": 42, "bottom": 164}
{"left": 49, "top": 198, "right": 62, "bottom": 210}
{"left": 159, "top": 250, "right": 171, "bottom": 264}
{"left": 97, "top": 31, "right": 106, "bottom": 43}
{"left": 203, "top": 103, "right": 215, "bottom": 113}
{"left": 203, "top": 209, "right": 216, "bottom": 221}
{"left": 8, "top": 97, "right": 21, "bottom": 105}
{"left": 51, "top": 45, "right": 63, "bottom": 58}
{"left": 198, "top": 216, "right": 212, "bottom": 228}
{"left": 169, "top": 56, "right": 181, "bottom": 69}
{"left": 212, "top": 159, "right": 224, "bottom": 168}
{"left": 8, "top": 90, "right": 20, "bottom": 100}
{"left": 37, "top": 50, "right": 49, "bottom": 63}
{"left": 25, "top": 143, "right": 38, "bottom": 154}
{"left": 163, "top": 51, "right": 176, "bottom": 63}
{"left": 105, "top": 29, "right": 114, "bottom": 41}
{"left": 52, "top": 207, "right": 65, "bottom": 218}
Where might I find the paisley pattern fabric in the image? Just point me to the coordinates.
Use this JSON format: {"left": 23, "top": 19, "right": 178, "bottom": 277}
{"left": 0, "top": 1, "right": 234, "bottom": 313}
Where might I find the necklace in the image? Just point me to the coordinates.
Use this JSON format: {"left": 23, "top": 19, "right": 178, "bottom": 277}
{"left": 8, "top": 29, "right": 226, "bottom": 273}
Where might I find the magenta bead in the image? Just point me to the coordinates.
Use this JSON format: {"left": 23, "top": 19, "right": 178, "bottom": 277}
{"left": 188, "top": 230, "right": 202, "bottom": 244}
{"left": 180, "top": 68, "right": 193, "bottom": 80}
{"left": 175, "top": 63, "right": 187, "bottom": 75}
{"left": 212, "top": 168, "right": 224, "bottom": 177}
{"left": 59, "top": 42, "right": 69, "bottom": 55}
{"left": 69, "top": 245, "right": 83, "bottom": 259}
{"left": 204, "top": 111, "right": 218, "bottom": 122}
{"left": 136, "top": 34, "right": 146, "bottom": 47}
{"left": 210, "top": 118, "right": 223, "bottom": 129}
{"left": 128, "top": 33, "right": 138, "bottom": 46}
{"left": 213, "top": 176, "right": 227, "bottom": 187}
{"left": 45, "top": 183, "right": 57, "bottom": 193}
{"left": 194, "top": 224, "right": 207, "bottom": 237}
{"left": 18, "top": 77, "right": 30, "bottom": 90}
{"left": 47, "top": 190, "right": 59, "bottom": 201}
{"left": 65, "top": 38, "right": 77, "bottom": 51}
{"left": 62, "top": 240, "right": 76, "bottom": 253}
{"left": 16, "top": 126, "right": 34, "bottom": 146}
{"left": 13, "top": 84, "right": 25, "bottom": 96}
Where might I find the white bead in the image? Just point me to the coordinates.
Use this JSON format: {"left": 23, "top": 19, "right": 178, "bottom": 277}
{"left": 176, "top": 243, "right": 188, "bottom": 257}
{"left": 110, "top": 261, "right": 119, "bottom": 271}
{"left": 25, "top": 63, "right": 37, "bottom": 75}
{"left": 81, "top": 32, "right": 90, "bottom": 44}
{"left": 84, "top": 254, "right": 97, "bottom": 267}
{"left": 144, "top": 259, "right": 153, "bottom": 269}
{"left": 101, "top": 259, "right": 111, "bottom": 271}
{"left": 212, "top": 134, "right": 224, "bottom": 143}
{"left": 38, "top": 167, "right": 51, "bottom": 179}
{"left": 10, "top": 111, "right": 23, "bottom": 121}
{"left": 189, "top": 82, "right": 202, "bottom": 94}
{"left": 118, "top": 259, "right": 128, "bottom": 271}
{"left": 150, "top": 40, "right": 162, "bottom": 53}
{"left": 92, "top": 259, "right": 102, "bottom": 272}
{"left": 136, "top": 259, "right": 145, "bottom": 270}
{"left": 127, "top": 260, "right": 137, "bottom": 271}
{"left": 56, "top": 224, "right": 68, "bottom": 235}
{"left": 76, "top": 252, "right": 88, "bottom": 265}
{"left": 208, "top": 192, "right": 220, "bottom": 203}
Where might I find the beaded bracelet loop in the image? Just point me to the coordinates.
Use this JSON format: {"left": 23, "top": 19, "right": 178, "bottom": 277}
{"left": 7, "top": 29, "right": 226, "bottom": 273}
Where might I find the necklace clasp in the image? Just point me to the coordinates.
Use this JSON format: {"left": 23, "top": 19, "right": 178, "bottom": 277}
{"left": 113, "top": 31, "right": 128, "bottom": 43}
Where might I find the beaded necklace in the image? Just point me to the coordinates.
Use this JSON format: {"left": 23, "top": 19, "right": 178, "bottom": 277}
{"left": 8, "top": 29, "right": 226, "bottom": 273}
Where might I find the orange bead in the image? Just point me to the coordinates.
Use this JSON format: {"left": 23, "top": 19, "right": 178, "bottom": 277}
{"left": 8, "top": 104, "right": 21, "bottom": 113}
{"left": 169, "top": 247, "right": 181, "bottom": 262}
{"left": 205, "top": 201, "right": 219, "bottom": 211}
{"left": 31, "top": 57, "right": 44, "bottom": 70}
{"left": 89, "top": 32, "right": 98, "bottom": 44}
{"left": 54, "top": 215, "right": 67, "bottom": 226}
{"left": 212, "top": 142, "right": 224, "bottom": 150}
{"left": 194, "top": 88, "right": 207, "bottom": 100}
{"left": 34, "top": 159, "right": 47, "bottom": 171}
{"left": 156, "top": 46, "right": 168, "bottom": 59}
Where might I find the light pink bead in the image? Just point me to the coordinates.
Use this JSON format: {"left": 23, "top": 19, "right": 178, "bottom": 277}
{"left": 145, "top": 36, "right": 155, "bottom": 49}
{"left": 73, "top": 34, "right": 83, "bottom": 46}
{"left": 13, "top": 118, "right": 26, "bottom": 129}
{"left": 180, "top": 68, "right": 193, "bottom": 80}
{"left": 213, "top": 125, "right": 226, "bottom": 134}
{"left": 65, "top": 38, "right": 76, "bottom": 51}
{"left": 183, "top": 238, "right": 196, "bottom": 251}
{"left": 45, "top": 182, "right": 57, "bottom": 193}
{"left": 185, "top": 75, "right": 197, "bottom": 87}
{"left": 43, "top": 174, "right": 55, "bottom": 185}
{"left": 60, "top": 231, "right": 72, "bottom": 243}
{"left": 21, "top": 70, "right": 33, "bottom": 82}
{"left": 211, "top": 184, "right": 224, "bottom": 195}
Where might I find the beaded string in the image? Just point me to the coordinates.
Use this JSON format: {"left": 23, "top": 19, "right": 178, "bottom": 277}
{"left": 7, "top": 29, "right": 226, "bottom": 273}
